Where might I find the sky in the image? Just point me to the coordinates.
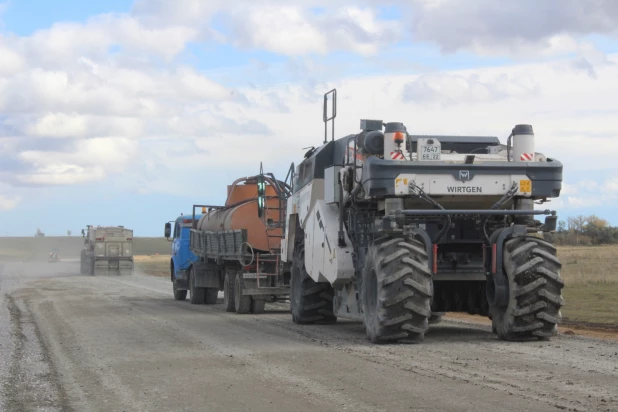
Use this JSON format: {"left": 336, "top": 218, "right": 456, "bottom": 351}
{"left": 1, "top": 0, "right": 618, "bottom": 236}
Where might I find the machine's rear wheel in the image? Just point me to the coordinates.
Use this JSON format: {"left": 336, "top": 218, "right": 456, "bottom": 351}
{"left": 189, "top": 267, "right": 205, "bottom": 304}
{"left": 429, "top": 312, "right": 444, "bottom": 325}
{"left": 173, "top": 280, "right": 187, "bottom": 301}
{"left": 290, "top": 244, "right": 336, "bottom": 324}
{"left": 491, "top": 236, "right": 564, "bottom": 341}
{"left": 223, "top": 271, "right": 236, "bottom": 312}
{"left": 361, "top": 236, "right": 433, "bottom": 343}
{"left": 234, "top": 274, "right": 252, "bottom": 314}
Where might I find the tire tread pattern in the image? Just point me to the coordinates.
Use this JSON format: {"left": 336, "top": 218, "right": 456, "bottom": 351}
{"left": 291, "top": 244, "right": 336, "bottom": 324}
{"left": 362, "top": 236, "right": 433, "bottom": 343}
{"left": 492, "top": 236, "right": 564, "bottom": 340}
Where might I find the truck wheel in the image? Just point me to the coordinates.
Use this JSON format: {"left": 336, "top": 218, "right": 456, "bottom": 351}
{"left": 361, "top": 236, "right": 432, "bottom": 343}
{"left": 491, "top": 237, "right": 564, "bottom": 341}
{"left": 189, "top": 267, "right": 205, "bottom": 304}
{"left": 234, "top": 274, "right": 252, "bottom": 314}
{"left": 80, "top": 250, "right": 85, "bottom": 275}
{"left": 290, "top": 244, "right": 336, "bottom": 324}
{"left": 223, "top": 271, "right": 236, "bottom": 312}
{"left": 251, "top": 299, "right": 266, "bottom": 314}
{"left": 173, "top": 280, "right": 187, "bottom": 301}
{"left": 89, "top": 257, "right": 95, "bottom": 276}
{"left": 204, "top": 288, "right": 218, "bottom": 305}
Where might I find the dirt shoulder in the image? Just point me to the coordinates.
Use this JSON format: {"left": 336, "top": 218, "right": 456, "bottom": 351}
{"left": 445, "top": 312, "right": 618, "bottom": 342}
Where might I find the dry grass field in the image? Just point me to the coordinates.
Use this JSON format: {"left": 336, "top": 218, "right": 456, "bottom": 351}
{"left": 557, "top": 245, "right": 618, "bottom": 326}
{"left": 134, "top": 255, "right": 169, "bottom": 278}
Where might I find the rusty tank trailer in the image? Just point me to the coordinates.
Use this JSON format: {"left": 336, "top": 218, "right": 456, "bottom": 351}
{"left": 167, "top": 170, "right": 293, "bottom": 314}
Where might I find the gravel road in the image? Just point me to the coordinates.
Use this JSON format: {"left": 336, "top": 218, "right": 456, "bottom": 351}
{"left": 1, "top": 262, "right": 617, "bottom": 412}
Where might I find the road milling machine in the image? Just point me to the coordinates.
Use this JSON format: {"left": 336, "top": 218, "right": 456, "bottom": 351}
{"left": 276, "top": 89, "right": 564, "bottom": 343}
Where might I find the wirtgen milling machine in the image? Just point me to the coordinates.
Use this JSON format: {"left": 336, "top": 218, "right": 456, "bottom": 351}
{"left": 277, "top": 89, "right": 563, "bottom": 343}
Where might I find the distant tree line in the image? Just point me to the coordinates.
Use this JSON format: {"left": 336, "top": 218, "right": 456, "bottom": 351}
{"left": 544, "top": 215, "right": 618, "bottom": 246}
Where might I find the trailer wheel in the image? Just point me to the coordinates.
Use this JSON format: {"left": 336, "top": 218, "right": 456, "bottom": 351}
{"left": 204, "top": 288, "right": 218, "bottom": 305}
{"left": 234, "top": 273, "right": 252, "bottom": 314}
{"left": 173, "top": 280, "right": 187, "bottom": 301}
{"left": 189, "top": 267, "right": 205, "bottom": 304}
{"left": 361, "top": 236, "right": 433, "bottom": 343}
{"left": 251, "top": 299, "right": 266, "bottom": 314}
{"left": 224, "top": 271, "right": 236, "bottom": 312}
{"left": 491, "top": 236, "right": 564, "bottom": 341}
{"left": 290, "top": 244, "right": 336, "bottom": 324}
{"left": 80, "top": 250, "right": 86, "bottom": 275}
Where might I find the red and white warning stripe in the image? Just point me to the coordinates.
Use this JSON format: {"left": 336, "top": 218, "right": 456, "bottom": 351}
{"left": 520, "top": 153, "right": 534, "bottom": 161}
{"left": 390, "top": 151, "right": 405, "bottom": 160}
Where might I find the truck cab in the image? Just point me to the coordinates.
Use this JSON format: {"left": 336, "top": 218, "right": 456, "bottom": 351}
{"left": 165, "top": 214, "right": 202, "bottom": 299}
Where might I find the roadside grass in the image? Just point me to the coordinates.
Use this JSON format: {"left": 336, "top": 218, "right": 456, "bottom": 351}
{"left": 557, "top": 245, "right": 618, "bottom": 326}
{"left": 134, "top": 255, "right": 169, "bottom": 278}
{"left": 132, "top": 245, "right": 618, "bottom": 327}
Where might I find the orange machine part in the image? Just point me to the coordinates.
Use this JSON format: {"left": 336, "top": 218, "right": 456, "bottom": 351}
{"left": 197, "top": 182, "right": 283, "bottom": 252}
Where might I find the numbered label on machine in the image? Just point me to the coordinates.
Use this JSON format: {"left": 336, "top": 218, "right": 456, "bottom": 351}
{"left": 418, "top": 138, "right": 441, "bottom": 161}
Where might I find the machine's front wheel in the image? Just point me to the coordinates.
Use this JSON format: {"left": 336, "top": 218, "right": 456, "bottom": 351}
{"left": 361, "top": 236, "right": 433, "bottom": 343}
{"left": 290, "top": 244, "right": 336, "bottom": 324}
{"left": 491, "top": 237, "right": 564, "bottom": 341}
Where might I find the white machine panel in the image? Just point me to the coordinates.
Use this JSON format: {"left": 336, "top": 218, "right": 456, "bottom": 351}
{"left": 395, "top": 173, "right": 532, "bottom": 196}
{"left": 305, "top": 200, "right": 355, "bottom": 285}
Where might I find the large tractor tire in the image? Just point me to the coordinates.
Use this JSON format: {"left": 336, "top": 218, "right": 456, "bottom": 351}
{"left": 361, "top": 236, "right": 433, "bottom": 344}
{"left": 223, "top": 271, "right": 236, "bottom": 312}
{"left": 290, "top": 244, "right": 336, "bottom": 324}
{"left": 491, "top": 236, "right": 564, "bottom": 341}
{"left": 189, "top": 267, "right": 206, "bottom": 304}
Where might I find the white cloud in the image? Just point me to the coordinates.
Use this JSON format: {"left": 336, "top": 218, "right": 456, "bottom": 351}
{"left": 406, "top": 0, "right": 618, "bottom": 56}
{"left": 0, "top": 0, "right": 617, "bottom": 228}
{"left": 224, "top": 5, "right": 401, "bottom": 56}
{"left": 14, "top": 138, "right": 139, "bottom": 186}
{"left": 0, "top": 194, "right": 20, "bottom": 211}
{"left": 402, "top": 72, "right": 540, "bottom": 105}
{"left": 22, "top": 113, "right": 144, "bottom": 139}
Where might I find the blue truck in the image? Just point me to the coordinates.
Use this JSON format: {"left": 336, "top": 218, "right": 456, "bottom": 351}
{"left": 164, "top": 214, "right": 204, "bottom": 302}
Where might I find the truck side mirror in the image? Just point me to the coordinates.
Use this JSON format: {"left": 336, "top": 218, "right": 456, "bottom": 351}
{"left": 257, "top": 175, "right": 266, "bottom": 219}
{"left": 164, "top": 222, "right": 171, "bottom": 239}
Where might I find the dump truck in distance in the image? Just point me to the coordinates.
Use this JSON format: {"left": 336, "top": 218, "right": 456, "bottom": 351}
{"left": 80, "top": 225, "right": 134, "bottom": 276}
{"left": 165, "top": 172, "right": 293, "bottom": 313}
